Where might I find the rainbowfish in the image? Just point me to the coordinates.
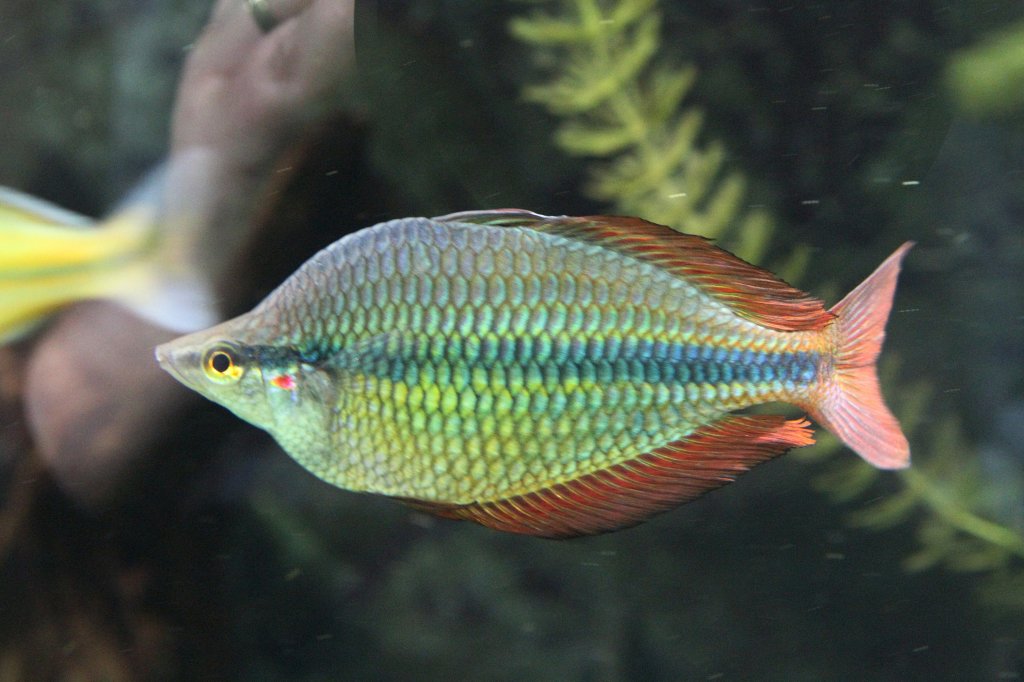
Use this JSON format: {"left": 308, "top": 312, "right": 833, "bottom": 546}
{"left": 0, "top": 168, "right": 214, "bottom": 343}
{"left": 156, "top": 210, "right": 912, "bottom": 538}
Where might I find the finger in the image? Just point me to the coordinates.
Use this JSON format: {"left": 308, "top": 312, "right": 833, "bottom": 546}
{"left": 289, "top": 0, "right": 356, "bottom": 80}
{"left": 250, "top": 0, "right": 355, "bottom": 90}
{"left": 261, "top": 0, "right": 316, "bottom": 25}
{"left": 187, "top": 0, "right": 265, "bottom": 75}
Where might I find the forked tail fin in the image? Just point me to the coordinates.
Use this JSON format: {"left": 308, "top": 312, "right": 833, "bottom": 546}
{"left": 810, "top": 242, "right": 914, "bottom": 469}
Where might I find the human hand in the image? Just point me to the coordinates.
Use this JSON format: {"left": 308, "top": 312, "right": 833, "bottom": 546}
{"left": 26, "top": 0, "right": 356, "bottom": 508}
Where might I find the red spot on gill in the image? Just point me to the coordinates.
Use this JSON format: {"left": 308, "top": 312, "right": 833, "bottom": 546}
{"left": 271, "top": 374, "right": 297, "bottom": 390}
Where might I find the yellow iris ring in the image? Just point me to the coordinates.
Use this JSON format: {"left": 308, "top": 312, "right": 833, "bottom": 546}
{"left": 203, "top": 346, "right": 244, "bottom": 383}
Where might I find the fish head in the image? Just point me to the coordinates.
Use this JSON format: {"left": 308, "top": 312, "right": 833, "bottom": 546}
{"left": 155, "top": 318, "right": 278, "bottom": 432}
{"left": 156, "top": 316, "right": 339, "bottom": 478}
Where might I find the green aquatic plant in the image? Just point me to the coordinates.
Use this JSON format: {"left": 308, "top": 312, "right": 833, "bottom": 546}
{"left": 947, "top": 20, "right": 1024, "bottom": 121}
{"left": 509, "top": 0, "right": 787, "bottom": 268}
{"left": 798, "top": 367, "right": 1024, "bottom": 602}
{"left": 511, "top": 0, "right": 1024, "bottom": 604}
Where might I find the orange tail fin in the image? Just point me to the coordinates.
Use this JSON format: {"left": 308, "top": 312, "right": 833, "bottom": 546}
{"left": 810, "top": 242, "right": 914, "bottom": 469}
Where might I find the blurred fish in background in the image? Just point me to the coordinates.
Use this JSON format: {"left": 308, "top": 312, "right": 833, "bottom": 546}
{"left": 0, "top": 166, "right": 214, "bottom": 345}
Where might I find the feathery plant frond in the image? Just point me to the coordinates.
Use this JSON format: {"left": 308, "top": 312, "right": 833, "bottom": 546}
{"left": 510, "top": 0, "right": 1024, "bottom": 607}
{"left": 510, "top": 0, "right": 774, "bottom": 264}
{"left": 797, "top": 363, "right": 1024, "bottom": 601}
{"left": 947, "top": 20, "right": 1024, "bottom": 120}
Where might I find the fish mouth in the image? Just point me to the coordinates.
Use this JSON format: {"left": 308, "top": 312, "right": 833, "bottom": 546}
{"left": 154, "top": 340, "right": 191, "bottom": 385}
{"left": 154, "top": 342, "right": 174, "bottom": 372}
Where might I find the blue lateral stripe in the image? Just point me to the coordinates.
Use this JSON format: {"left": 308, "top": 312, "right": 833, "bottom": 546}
{"left": 334, "top": 336, "right": 820, "bottom": 388}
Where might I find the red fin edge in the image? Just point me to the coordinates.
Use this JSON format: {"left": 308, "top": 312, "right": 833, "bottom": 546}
{"left": 811, "top": 242, "right": 913, "bottom": 469}
{"left": 436, "top": 210, "right": 833, "bottom": 332}
{"left": 403, "top": 415, "right": 815, "bottom": 538}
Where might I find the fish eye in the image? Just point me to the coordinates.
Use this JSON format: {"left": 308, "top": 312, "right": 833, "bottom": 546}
{"left": 203, "top": 345, "right": 244, "bottom": 383}
{"left": 211, "top": 351, "right": 231, "bottom": 373}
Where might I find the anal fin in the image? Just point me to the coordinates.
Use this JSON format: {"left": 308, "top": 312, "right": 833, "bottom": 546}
{"left": 403, "top": 414, "right": 815, "bottom": 538}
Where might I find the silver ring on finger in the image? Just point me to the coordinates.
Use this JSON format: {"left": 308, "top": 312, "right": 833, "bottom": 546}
{"left": 246, "top": 0, "right": 279, "bottom": 33}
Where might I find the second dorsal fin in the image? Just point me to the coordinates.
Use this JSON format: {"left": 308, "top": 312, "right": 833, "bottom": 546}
{"left": 436, "top": 209, "right": 833, "bottom": 332}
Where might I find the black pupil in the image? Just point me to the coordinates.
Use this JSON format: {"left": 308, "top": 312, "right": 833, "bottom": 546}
{"left": 211, "top": 352, "right": 232, "bottom": 373}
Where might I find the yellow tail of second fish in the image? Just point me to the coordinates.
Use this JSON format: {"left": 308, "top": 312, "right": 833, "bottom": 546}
{"left": 0, "top": 176, "right": 213, "bottom": 344}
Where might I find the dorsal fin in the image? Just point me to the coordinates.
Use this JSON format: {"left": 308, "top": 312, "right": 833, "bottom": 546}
{"left": 401, "top": 414, "right": 815, "bottom": 539}
{"left": 436, "top": 209, "right": 833, "bottom": 332}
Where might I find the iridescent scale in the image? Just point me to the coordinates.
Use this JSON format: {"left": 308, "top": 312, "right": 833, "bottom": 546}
{"left": 255, "top": 218, "right": 828, "bottom": 503}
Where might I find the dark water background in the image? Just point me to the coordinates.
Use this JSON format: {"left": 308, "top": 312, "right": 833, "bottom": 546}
{"left": 1, "top": 1, "right": 1022, "bottom": 680}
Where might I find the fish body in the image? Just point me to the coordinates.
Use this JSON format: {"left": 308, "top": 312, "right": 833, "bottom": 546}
{"left": 157, "top": 211, "right": 912, "bottom": 537}
{"left": 0, "top": 167, "right": 214, "bottom": 343}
